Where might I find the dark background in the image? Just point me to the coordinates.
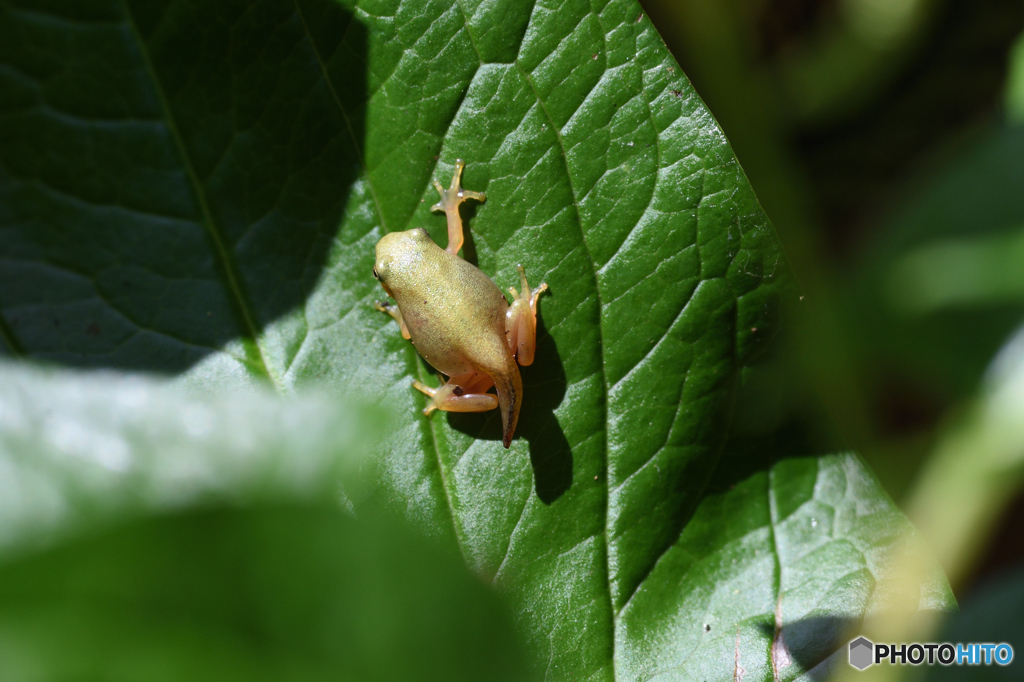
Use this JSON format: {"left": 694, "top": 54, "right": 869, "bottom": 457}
{"left": 641, "top": 0, "right": 1024, "bottom": 603}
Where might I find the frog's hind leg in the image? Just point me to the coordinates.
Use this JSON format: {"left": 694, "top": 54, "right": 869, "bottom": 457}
{"left": 413, "top": 371, "right": 497, "bottom": 415}
{"left": 431, "top": 159, "right": 486, "bottom": 257}
{"left": 505, "top": 264, "right": 548, "bottom": 366}
{"left": 373, "top": 300, "right": 411, "bottom": 339}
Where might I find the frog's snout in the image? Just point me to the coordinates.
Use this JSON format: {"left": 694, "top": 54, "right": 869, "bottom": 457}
{"left": 370, "top": 249, "right": 394, "bottom": 296}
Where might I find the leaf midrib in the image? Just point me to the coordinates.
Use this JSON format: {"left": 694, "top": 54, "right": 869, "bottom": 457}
{"left": 289, "top": 0, "right": 471, "bottom": 554}
{"left": 511, "top": 59, "right": 616, "bottom": 677}
{"left": 119, "top": 0, "right": 283, "bottom": 391}
{"left": 306, "top": 1, "right": 623, "bottom": 674}
{"left": 292, "top": 0, "right": 389, "bottom": 233}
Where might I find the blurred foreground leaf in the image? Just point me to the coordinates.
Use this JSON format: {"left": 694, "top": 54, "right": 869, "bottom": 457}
{"left": 0, "top": 0, "right": 954, "bottom": 679}
{"left": 907, "top": 323, "right": 1024, "bottom": 588}
{"left": 0, "top": 361, "right": 375, "bottom": 552}
{"left": 921, "top": 567, "right": 1024, "bottom": 682}
{"left": 0, "top": 363, "right": 529, "bottom": 681}
{"left": 0, "top": 505, "right": 529, "bottom": 682}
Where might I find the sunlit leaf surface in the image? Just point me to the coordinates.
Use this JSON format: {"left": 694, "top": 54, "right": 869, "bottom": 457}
{"left": 0, "top": 0, "right": 952, "bottom": 679}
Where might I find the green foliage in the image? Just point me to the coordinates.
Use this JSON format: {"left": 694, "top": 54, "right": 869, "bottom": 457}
{"left": 845, "top": 124, "right": 1024, "bottom": 401}
{"left": 0, "top": 506, "right": 528, "bottom": 682}
{"left": 922, "top": 567, "right": 1024, "bottom": 682}
{"left": 0, "top": 0, "right": 954, "bottom": 680}
{"left": 0, "top": 363, "right": 528, "bottom": 681}
{"left": 0, "top": 362, "right": 370, "bottom": 548}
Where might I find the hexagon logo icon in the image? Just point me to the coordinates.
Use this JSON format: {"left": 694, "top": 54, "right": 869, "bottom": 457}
{"left": 849, "top": 637, "right": 874, "bottom": 670}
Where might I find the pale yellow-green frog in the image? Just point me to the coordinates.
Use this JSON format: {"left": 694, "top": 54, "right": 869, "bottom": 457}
{"left": 373, "top": 160, "right": 547, "bottom": 448}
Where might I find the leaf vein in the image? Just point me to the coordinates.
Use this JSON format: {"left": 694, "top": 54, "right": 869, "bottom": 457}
{"left": 514, "top": 43, "right": 615, "bottom": 674}
{"left": 118, "top": 0, "right": 282, "bottom": 391}
{"left": 292, "top": 0, "right": 389, "bottom": 234}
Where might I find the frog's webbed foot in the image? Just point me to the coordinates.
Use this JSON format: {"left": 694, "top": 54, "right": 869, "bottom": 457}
{"left": 431, "top": 158, "right": 486, "bottom": 258}
{"left": 505, "top": 264, "right": 548, "bottom": 366}
{"left": 374, "top": 300, "right": 411, "bottom": 340}
{"left": 413, "top": 372, "right": 497, "bottom": 415}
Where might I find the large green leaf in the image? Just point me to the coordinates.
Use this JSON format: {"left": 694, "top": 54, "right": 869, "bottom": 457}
{"left": 0, "top": 360, "right": 528, "bottom": 675}
{"left": 0, "top": 0, "right": 952, "bottom": 679}
{"left": 0, "top": 506, "right": 531, "bottom": 682}
{"left": 0, "top": 364, "right": 529, "bottom": 681}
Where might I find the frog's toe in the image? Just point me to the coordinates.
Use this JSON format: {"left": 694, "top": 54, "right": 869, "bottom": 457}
{"left": 412, "top": 380, "right": 437, "bottom": 397}
{"left": 531, "top": 282, "right": 549, "bottom": 306}
{"left": 431, "top": 163, "right": 486, "bottom": 212}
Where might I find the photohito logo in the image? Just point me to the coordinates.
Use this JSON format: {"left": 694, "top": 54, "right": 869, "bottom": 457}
{"left": 848, "top": 636, "right": 1014, "bottom": 670}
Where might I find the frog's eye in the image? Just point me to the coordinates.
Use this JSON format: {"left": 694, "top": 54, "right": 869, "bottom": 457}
{"left": 372, "top": 267, "right": 379, "bottom": 280}
{"left": 412, "top": 228, "right": 429, "bottom": 240}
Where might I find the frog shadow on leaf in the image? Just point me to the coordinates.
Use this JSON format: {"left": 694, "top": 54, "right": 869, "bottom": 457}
{"left": 446, "top": 311, "right": 573, "bottom": 501}
{"left": 445, "top": 294, "right": 572, "bottom": 505}
{"left": 431, "top": 195, "right": 571, "bottom": 504}
{"left": 455, "top": 200, "right": 481, "bottom": 266}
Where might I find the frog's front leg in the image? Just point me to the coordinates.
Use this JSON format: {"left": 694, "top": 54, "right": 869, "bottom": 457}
{"left": 413, "top": 371, "right": 498, "bottom": 415}
{"left": 373, "top": 300, "right": 411, "bottom": 340}
{"left": 505, "top": 264, "right": 548, "bottom": 366}
{"left": 431, "top": 159, "right": 485, "bottom": 257}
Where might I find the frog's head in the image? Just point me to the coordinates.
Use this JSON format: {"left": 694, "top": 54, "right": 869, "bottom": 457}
{"left": 373, "top": 228, "right": 437, "bottom": 297}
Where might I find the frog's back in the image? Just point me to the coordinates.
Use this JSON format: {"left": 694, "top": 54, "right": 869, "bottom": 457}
{"left": 385, "top": 241, "right": 509, "bottom": 376}
{"left": 374, "top": 180, "right": 538, "bottom": 447}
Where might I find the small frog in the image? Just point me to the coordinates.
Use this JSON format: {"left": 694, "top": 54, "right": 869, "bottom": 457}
{"left": 373, "top": 160, "right": 547, "bottom": 448}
